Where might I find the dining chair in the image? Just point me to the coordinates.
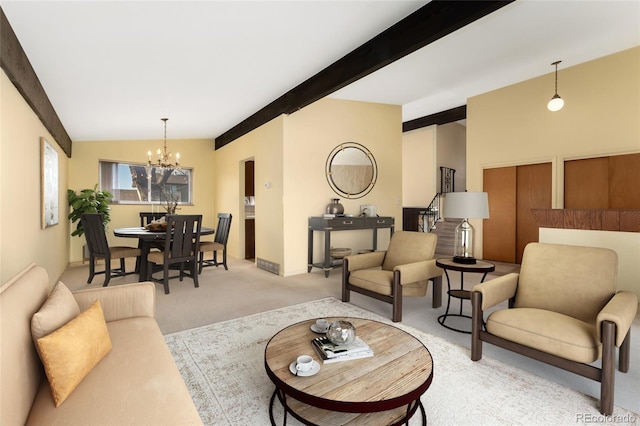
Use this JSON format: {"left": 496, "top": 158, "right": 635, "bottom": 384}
{"left": 81, "top": 213, "right": 141, "bottom": 286}
{"left": 199, "top": 213, "right": 232, "bottom": 273}
{"left": 139, "top": 211, "right": 166, "bottom": 227}
{"left": 147, "top": 214, "right": 202, "bottom": 294}
{"left": 138, "top": 211, "right": 167, "bottom": 249}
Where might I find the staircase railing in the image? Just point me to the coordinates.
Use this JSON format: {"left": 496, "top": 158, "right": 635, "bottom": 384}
{"left": 419, "top": 193, "right": 442, "bottom": 232}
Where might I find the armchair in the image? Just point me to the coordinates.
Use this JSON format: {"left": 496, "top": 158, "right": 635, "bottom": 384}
{"left": 471, "top": 242, "right": 637, "bottom": 415}
{"left": 342, "top": 231, "right": 443, "bottom": 322}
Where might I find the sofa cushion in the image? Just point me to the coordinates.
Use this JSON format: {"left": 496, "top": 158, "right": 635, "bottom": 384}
{"left": 0, "top": 263, "right": 50, "bottom": 426}
{"left": 486, "top": 307, "right": 601, "bottom": 363}
{"left": 31, "top": 281, "right": 80, "bottom": 340}
{"left": 27, "top": 317, "right": 202, "bottom": 425}
{"left": 35, "top": 300, "right": 112, "bottom": 407}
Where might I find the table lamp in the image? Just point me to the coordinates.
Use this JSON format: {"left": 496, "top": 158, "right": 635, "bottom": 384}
{"left": 443, "top": 192, "right": 489, "bottom": 264}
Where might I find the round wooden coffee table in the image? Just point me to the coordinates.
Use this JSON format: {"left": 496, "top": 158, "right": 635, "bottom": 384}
{"left": 264, "top": 317, "right": 433, "bottom": 425}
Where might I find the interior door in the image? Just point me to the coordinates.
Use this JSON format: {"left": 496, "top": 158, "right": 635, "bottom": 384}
{"left": 564, "top": 157, "right": 608, "bottom": 208}
{"left": 483, "top": 163, "right": 551, "bottom": 264}
{"left": 483, "top": 167, "right": 516, "bottom": 262}
{"left": 515, "top": 163, "right": 552, "bottom": 263}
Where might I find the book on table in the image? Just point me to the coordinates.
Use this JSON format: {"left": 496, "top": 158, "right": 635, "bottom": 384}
{"left": 311, "top": 336, "right": 374, "bottom": 364}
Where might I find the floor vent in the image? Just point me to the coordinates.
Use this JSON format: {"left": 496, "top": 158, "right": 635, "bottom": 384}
{"left": 257, "top": 258, "right": 280, "bottom": 275}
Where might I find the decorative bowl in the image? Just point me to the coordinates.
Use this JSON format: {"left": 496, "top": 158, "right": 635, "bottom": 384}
{"left": 145, "top": 222, "right": 167, "bottom": 232}
{"left": 326, "top": 320, "right": 356, "bottom": 345}
{"left": 330, "top": 248, "right": 351, "bottom": 259}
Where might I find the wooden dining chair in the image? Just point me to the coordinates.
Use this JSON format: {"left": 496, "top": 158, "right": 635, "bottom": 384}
{"left": 147, "top": 214, "right": 202, "bottom": 294}
{"left": 199, "top": 213, "right": 232, "bottom": 273}
{"left": 81, "top": 213, "right": 141, "bottom": 286}
{"left": 139, "top": 211, "right": 166, "bottom": 227}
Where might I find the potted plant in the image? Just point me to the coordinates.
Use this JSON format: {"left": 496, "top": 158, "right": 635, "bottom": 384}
{"left": 67, "top": 184, "right": 113, "bottom": 237}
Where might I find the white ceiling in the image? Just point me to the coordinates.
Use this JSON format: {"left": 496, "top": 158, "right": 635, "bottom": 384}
{"left": 1, "top": 1, "right": 639, "bottom": 143}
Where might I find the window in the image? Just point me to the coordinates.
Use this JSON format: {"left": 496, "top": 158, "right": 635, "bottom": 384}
{"left": 99, "top": 160, "right": 193, "bottom": 205}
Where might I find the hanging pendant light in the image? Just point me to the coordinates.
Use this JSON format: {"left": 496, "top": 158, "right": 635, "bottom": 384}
{"left": 547, "top": 60, "right": 565, "bottom": 112}
{"left": 147, "top": 118, "right": 180, "bottom": 171}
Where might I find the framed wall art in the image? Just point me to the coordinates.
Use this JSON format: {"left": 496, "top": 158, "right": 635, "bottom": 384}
{"left": 41, "top": 137, "right": 59, "bottom": 228}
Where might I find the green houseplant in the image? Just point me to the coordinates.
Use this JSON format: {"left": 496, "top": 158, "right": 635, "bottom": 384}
{"left": 67, "top": 184, "right": 113, "bottom": 237}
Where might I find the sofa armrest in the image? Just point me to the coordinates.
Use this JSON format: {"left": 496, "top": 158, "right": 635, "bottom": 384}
{"left": 344, "top": 251, "right": 386, "bottom": 272}
{"left": 72, "top": 282, "right": 156, "bottom": 322}
{"left": 471, "top": 273, "right": 519, "bottom": 310}
{"left": 597, "top": 291, "right": 638, "bottom": 347}
{"left": 394, "top": 259, "right": 442, "bottom": 285}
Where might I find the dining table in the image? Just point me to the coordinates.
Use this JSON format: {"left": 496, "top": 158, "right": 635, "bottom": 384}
{"left": 114, "top": 226, "right": 214, "bottom": 280}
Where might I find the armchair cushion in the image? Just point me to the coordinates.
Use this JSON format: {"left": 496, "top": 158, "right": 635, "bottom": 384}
{"left": 514, "top": 243, "right": 618, "bottom": 323}
{"left": 597, "top": 291, "right": 638, "bottom": 346}
{"left": 472, "top": 273, "right": 519, "bottom": 310}
{"left": 349, "top": 270, "right": 428, "bottom": 297}
{"left": 382, "top": 231, "right": 436, "bottom": 271}
{"left": 486, "top": 308, "right": 600, "bottom": 363}
{"left": 345, "top": 251, "right": 386, "bottom": 271}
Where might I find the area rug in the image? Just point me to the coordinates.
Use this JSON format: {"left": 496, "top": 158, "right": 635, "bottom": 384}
{"left": 165, "top": 297, "right": 638, "bottom": 425}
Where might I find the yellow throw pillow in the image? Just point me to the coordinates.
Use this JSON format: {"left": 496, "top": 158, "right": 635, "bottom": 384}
{"left": 36, "top": 300, "right": 112, "bottom": 407}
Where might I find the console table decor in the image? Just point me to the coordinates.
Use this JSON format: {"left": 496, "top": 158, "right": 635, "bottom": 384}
{"left": 308, "top": 216, "right": 394, "bottom": 277}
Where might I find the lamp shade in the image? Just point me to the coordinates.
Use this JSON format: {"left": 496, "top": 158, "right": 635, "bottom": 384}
{"left": 444, "top": 192, "right": 489, "bottom": 219}
{"left": 547, "top": 95, "right": 564, "bottom": 112}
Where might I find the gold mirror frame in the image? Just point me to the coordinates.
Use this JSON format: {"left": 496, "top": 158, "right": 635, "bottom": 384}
{"left": 325, "top": 142, "right": 377, "bottom": 199}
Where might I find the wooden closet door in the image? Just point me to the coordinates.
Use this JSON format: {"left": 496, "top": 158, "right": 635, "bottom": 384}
{"left": 483, "top": 167, "right": 516, "bottom": 262}
{"left": 516, "top": 163, "right": 552, "bottom": 263}
{"left": 565, "top": 157, "right": 608, "bottom": 209}
{"left": 609, "top": 153, "right": 640, "bottom": 209}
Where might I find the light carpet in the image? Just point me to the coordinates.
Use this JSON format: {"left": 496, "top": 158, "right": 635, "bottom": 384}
{"left": 165, "top": 298, "right": 639, "bottom": 426}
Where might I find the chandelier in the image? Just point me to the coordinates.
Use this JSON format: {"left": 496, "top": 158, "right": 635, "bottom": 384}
{"left": 147, "top": 118, "right": 180, "bottom": 170}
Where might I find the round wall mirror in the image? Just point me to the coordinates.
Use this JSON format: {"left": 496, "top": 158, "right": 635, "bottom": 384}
{"left": 326, "top": 142, "right": 377, "bottom": 199}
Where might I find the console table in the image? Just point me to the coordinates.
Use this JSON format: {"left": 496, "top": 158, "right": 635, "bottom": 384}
{"left": 308, "top": 216, "right": 394, "bottom": 277}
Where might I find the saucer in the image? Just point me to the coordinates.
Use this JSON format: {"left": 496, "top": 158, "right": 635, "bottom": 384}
{"left": 289, "top": 361, "right": 321, "bottom": 377}
{"left": 310, "top": 324, "right": 329, "bottom": 334}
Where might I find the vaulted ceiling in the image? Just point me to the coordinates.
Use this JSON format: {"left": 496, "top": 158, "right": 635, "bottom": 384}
{"left": 1, "top": 1, "right": 638, "bottom": 148}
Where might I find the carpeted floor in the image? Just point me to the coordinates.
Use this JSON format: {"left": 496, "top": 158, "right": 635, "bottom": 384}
{"left": 165, "top": 297, "right": 639, "bottom": 426}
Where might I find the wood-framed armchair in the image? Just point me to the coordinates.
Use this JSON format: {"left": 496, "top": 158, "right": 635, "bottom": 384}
{"left": 471, "top": 242, "right": 637, "bottom": 415}
{"left": 342, "top": 231, "right": 443, "bottom": 322}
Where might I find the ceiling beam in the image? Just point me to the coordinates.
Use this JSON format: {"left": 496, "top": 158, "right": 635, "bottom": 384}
{"left": 215, "top": 0, "right": 515, "bottom": 150}
{"left": 0, "top": 7, "right": 72, "bottom": 157}
{"left": 403, "top": 105, "right": 467, "bottom": 132}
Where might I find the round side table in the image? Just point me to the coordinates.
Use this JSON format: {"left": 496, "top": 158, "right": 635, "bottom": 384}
{"left": 435, "top": 258, "right": 495, "bottom": 334}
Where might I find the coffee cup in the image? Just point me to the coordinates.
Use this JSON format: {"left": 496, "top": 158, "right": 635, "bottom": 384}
{"left": 315, "top": 319, "right": 329, "bottom": 332}
{"left": 296, "top": 355, "right": 314, "bottom": 372}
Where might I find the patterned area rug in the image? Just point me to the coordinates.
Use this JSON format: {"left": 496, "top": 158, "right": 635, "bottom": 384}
{"left": 165, "top": 297, "right": 638, "bottom": 425}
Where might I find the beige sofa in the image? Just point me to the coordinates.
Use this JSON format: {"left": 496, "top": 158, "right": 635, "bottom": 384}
{"left": 0, "top": 263, "right": 202, "bottom": 425}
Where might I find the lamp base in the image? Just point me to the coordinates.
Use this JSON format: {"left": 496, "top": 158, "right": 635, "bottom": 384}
{"left": 453, "top": 255, "right": 477, "bottom": 265}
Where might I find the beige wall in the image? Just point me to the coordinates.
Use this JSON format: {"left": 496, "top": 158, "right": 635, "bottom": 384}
{"left": 402, "top": 122, "right": 466, "bottom": 208}
{"left": 467, "top": 47, "right": 640, "bottom": 260}
{"left": 284, "top": 98, "right": 402, "bottom": 276}
{"left": 215, "top": 98, "right": 401, "bottom": 276}
{"left": 402, "top": 126, "right": 436, "bottom": 207}
{"left": 213, "top": 116, "right": 284, "bottom": 268}
{"left": 1, "top": 71, "right": 70, "bottom": 284}
{"left": 69, "top": 138, "right": 215, "bottom": 262}
{"left": 436, "top": 122, "right": 466, "bottom": 192}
